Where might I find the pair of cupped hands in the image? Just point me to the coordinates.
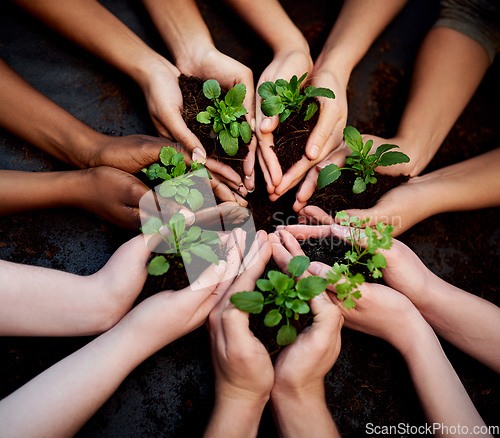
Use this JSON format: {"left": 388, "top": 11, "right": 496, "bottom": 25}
{"left": 129, "top": 217, "right": 434, "bottom": 405}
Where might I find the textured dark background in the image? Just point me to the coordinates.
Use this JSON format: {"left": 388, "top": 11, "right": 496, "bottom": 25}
{"left": 0, "top": 0, "right": 499, "bottom": 436}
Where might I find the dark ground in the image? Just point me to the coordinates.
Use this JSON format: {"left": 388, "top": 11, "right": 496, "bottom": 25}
{"left": 0, "top": 0, "right": 499, "bottom": 437}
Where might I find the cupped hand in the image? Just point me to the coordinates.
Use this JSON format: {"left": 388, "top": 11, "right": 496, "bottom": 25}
{"left": 269, "top": 69, "right": 347, "bottom": 201}
{"left": 268, "top": 231, "right": 342, "bottom": 394}
{"left": 78, "top": 166, "right": 192, "bottom": 229}
{"left": 178, "top": 47, "right": 257, "bottom": 191}
{"left": 208, "top": 231, "right": 274, "bottom": 401}
{"left": 256, "top": 50, "right": 313, "bottom": 194}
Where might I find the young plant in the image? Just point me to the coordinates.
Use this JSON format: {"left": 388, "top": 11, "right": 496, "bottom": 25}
{"left": 196, "top": 79, "right": 252, "bottom": 157}
{"left": 141, "top": 213, "right": 221, "bottom": 276}
{"left": 230, "top": 255, "right": 328, "bottom": 346}
{"left": 317, "top": 126, "right": 410, "bottom": 194}
{"left": 326, "top": 211, "right": 394, "bottom": 309}
{"left": 142, "top": 146, "right": 209, "bottom": 211}
{"left": 258, "top": 72, "right": 335, "bottom": 123}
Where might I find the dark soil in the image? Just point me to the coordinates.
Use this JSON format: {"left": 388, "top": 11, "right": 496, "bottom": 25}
{"left": 179, "top": 74, "right": 250, "bottom": 179}
{"left": 271, "top": 100, "right": 320, "bottom": 173}
{"left": 308, "top": 171, "right": 410, "bottom": 217}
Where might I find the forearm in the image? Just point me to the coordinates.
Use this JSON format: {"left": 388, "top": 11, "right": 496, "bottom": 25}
{"left": 12, "top": 0, "right": 167, "bottom": 87}
{"left": 270, "top": 387, "right": 339, "bottom": 438}
{"left": 410, "top": 148, "right": 500, "bottom": 217}
{"left": 401, "top": 324, "right": 490, "bottom": 437}
{"left": 0, "top": 170, "right": 85, "bottom": 216}
{"left": 141, "top": 0, "right": 214, "bottom": 67}
{"left": 0, "top": 321, "right": 148, "bottom": 437}
{"left": 222, "top": 0, "right": 309, "bottom": 54}
{"left": 396, "top": 27, "right": 490, "bottom": 173}
{"left": 0, "top": 59, "right": 99, "bottom": 168}
{"left": 415, "top": 273, "right": 500, "bottom": 373}
{"left": 314, "top": 0, "right": 407, "bottom": 81}
{"left": 204, "top": 392, "right": 268, "bottom": 438}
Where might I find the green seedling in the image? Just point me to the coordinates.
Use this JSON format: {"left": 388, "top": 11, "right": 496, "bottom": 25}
{"left": 318, "top": 126, "right": 410, "bottom": 194}
{"left": 197, "top": 79, "right": 252, "bottom": 157}
{"left": 326, "top": 211, "right": 394, "bottom": 309}
{"left": 142, "top": 146, "right": 210, "bottom": 211}
{"left": 141, "top": 213, "right": 220, "bottom": 276}
{"left": 258, "top": 72, "right": 335, "bottom": 123}
{"left": 230, "top": 255, "right": 328, "bottom": 346}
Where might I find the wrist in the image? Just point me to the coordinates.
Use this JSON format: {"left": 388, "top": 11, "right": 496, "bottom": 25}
{"left": 313, "top": 47, "right": 354, "bottom": 87}
{"left": 272, "top": 36, "right": 311, "bottom": 60}
{"left": 132, "top": 54, "right": 177, "bottom": 93}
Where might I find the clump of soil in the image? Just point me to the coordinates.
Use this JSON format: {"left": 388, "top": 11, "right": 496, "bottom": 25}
{"left": 179, "top": 74, "right": 250, "bottom": 179}
{"left": 271, "top": 101, "right": 320, "bottom": 174}
{"left": 308, "top": 171, "right": 409, "bottom": 217}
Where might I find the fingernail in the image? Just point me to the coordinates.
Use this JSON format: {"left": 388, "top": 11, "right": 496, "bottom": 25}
{"left": 180, "top": 209, "right": 195, "bottom": 226}
{"left": 314, "top": 291, "right": 327, "bottom": 300}
{"left": 214, "top": 260, "right": 227, "bottom": 275}
{"left": 193, "top": 147, "right": 206, "bottom": 164}
{"left": 316, "top": 161, "right": 330, "bottom": 170}
{"left": 261, "top": 118, "right": 272, "bottom": 131}
{"left": 251, "top": 117, "right": 256, "bottom": 131}
{"left": 309, "top": 145, "right": 320, "bottom": 160}
{"left": 247, "top": 187, "right": 255, "bottom": 193}
{"left": 308, "top": 262, "right": 321, "bottom": 275}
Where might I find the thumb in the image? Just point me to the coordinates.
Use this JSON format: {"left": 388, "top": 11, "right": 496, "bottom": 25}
{"left": 305, "top": 107, "right": 340, "bottom": 160}
{"left": 341, "top": 207, "right": 383, "bottom": 229}
{"left": 260, "top": 115, "right": 279, "bottom": 134}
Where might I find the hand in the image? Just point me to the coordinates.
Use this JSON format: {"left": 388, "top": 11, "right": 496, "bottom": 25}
{"left": 208, "top": 231, "right": 273, "bottom": 402}
{"left": 77, "top": 166, "right": 192, "bottom": 229}
{"left": 278, "top": 222, "right": 434, "bottom": 312}
{"left": 256, "top": 50, "right": 313, "bottom": 194}
{"left": 293, "top": 143, "right": 350, "bottom": 212}
{"left": 178, "top": 47, "right": 257, "bottom": 191}
{"left": 270, "top": 69, "right": 347, "bottom": 201}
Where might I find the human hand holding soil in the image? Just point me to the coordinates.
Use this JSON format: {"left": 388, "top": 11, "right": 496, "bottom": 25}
{"left": 256, "top": 50, "right": 313, "bottom": 195}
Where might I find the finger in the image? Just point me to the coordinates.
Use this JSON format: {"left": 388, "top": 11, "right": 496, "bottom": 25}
{"left": 182, "top": 260, "right": 228, "bottom": 306}
{"left": 270, "top": 234, "right": 294, "bottom": 274}
{"left": 257, "top": 134, "right": 282, "bottom": 188}
{"left": 299, "top": 206, "right": 336, "bottom": 225}
{"left": 205, "top": 158, "right": 244, "bottom": 190}
{"left": 307, "top": 261, "right": 339, "bottom": 294}
{"left": 260, "top": 115, "right": 279, "bottom": 134}
{"left": 305, "top": 102, "right": 343, "bottom": 160}
{"left": 243, "top": 135, "right": 257, "bottom": 191}
{"left": 274, "top": 157, "right": 315, "bottom": 198}
{"left": 215, "top": 228, "right": 247, "bottom": 294}
{"left": 239, "top": 229, "right": 269, "bottom": 275}
{"left": 158, "top": 111, "right": 207, "bottom": 161}
{"left": 293, "top": 163, "right": 323, "bottom": 211}
{"left": 256, "top": 148, "right": 275, "bottom": 194}
{"left": 281, "top": 223, "right": 333, "bottom": 240}
{"left": 209, "top": 174, "right": 248, "bottom": 207}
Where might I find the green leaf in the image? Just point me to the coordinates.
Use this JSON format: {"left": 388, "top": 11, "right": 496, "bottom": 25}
{"left": 169, "top": 213, "right": 186, "bottom": 238}
{"left": 353, "top": 177, "right": 367, "bottom": 194}
{"left": 159, "top": 147, "right": 177, "bottom": 166}
{"left": 362, "top": 139, "right": 373, "bottom": 157}
{"left": 304, "top": 102, "right": 318, "bottom": 121}
{"left": 141, "top": 216, "right": 163, "bottom": 235}
{"left": 256, "top": 278, "right": 273, "bottom": 292}
{"left": 159, "top": 181, "right": 177, "bottom": 198}
{"left": 257, "top": 81, "right": 277, "bottom": 99}
{"left": 289, "top": 75, "right": 298, "bottom": 93}
{"left": 182, "top": 226, "right": 201, "bottom": 243}
{"left": 326, "top": 268, "right": 341, "bottom": 284}
{"left": 225, "top": 83, "right": 246, "bottom": 107}
{"left": 317, "top": 163, "right": 341, "bottom": 189}
{"left": 275, "top": 79, "right": 289, "bottom": 88}
{"left": 287, "top": 255, "right": 310, "bottom": 278}
{"left": 230, "top": 291, "right": 264, "bottom": 314}
{"left": 206, "top": 106, "right": 217, "bottom": 117}
{"left": 344, "top": 126, "right": 363, "bottom": 153}
{"left": 377, "top": 151, "right": 410, "bottom": 167}
{"left": 239, "top": 121, "right": 252, "bottom": 143}
{"left": 213, "top": 120, "right": 223, "bottom": 133}
{"left": 268, "top": 270, "right": 291, "bottom": 293}
{"left": 275, "top": 296, "right": 285, "bottom": 306}
{"left": 275, "top": 85, "right": 288, "bottom": 97}
{"left": 187, "top": 188, "right": 204, "bottom": 211}
{"left": 374, "top": 143, "right": 398, "bottom": 158}
{"left": 200, "top": 230, "right": 221, "bottom": 245}
{"left": 176, "top": 184, "right": 189, "bottom": 197}
{"left": 175, "top": 194, "right": 187, "bottom": 204}
{"left": 343, "top": 295, "right": 356, "bottom": 309}
{"left": 230, "top": 121, "right": 240, "bottom": 138}
{"left": 197, "top": 111, "right": 212, "bottom": 124}
{"left": 291, "top": 299, "right": 310, "bottom": 314}
{"left": 219, "top": 130, "right": 239, "bottom": 156}
{"left": 264, "top": 309, "right": 282, "bottom": 327}
{"left": 304, "top": 86, "right": 335, "bottom": 99}
{"left": 203, "top": 79, "right": 221, "bottom": 99}
{"left": 277, "top": 325, "right": 297, "bottom": 345}
{"left": 232, "top": 106, "right": 247, "bottom": 118}
{"left": 190, "top": 243, "right": 219, "bottom": 264}
{"left": 279, "top": 108, "right": 292, "bottom": 123}
{"left": 221, "top": 114, "right": 231, "bottom": 124}
{"left": 144, "top": 163, "right": 160, "bottom": 179}
{"left": 261, "top": 95, "right": 285, "bottom": 117}
{"left": 371, "top": 252, "right": 387, "bottom": 269}
{"left": 156, "top": 167, "right": 168, "bottom": 180}
{"left": 147, "top": 256, "right": 170, "bottom": 276}
{"left": 172, "top": 152, "right": 185, "bottom": 166}
{"left": 297, "top": 72, "right": 308, "bottom": 85}
{"left": 296, "top": 276, "right": 328, "bottom": 300}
